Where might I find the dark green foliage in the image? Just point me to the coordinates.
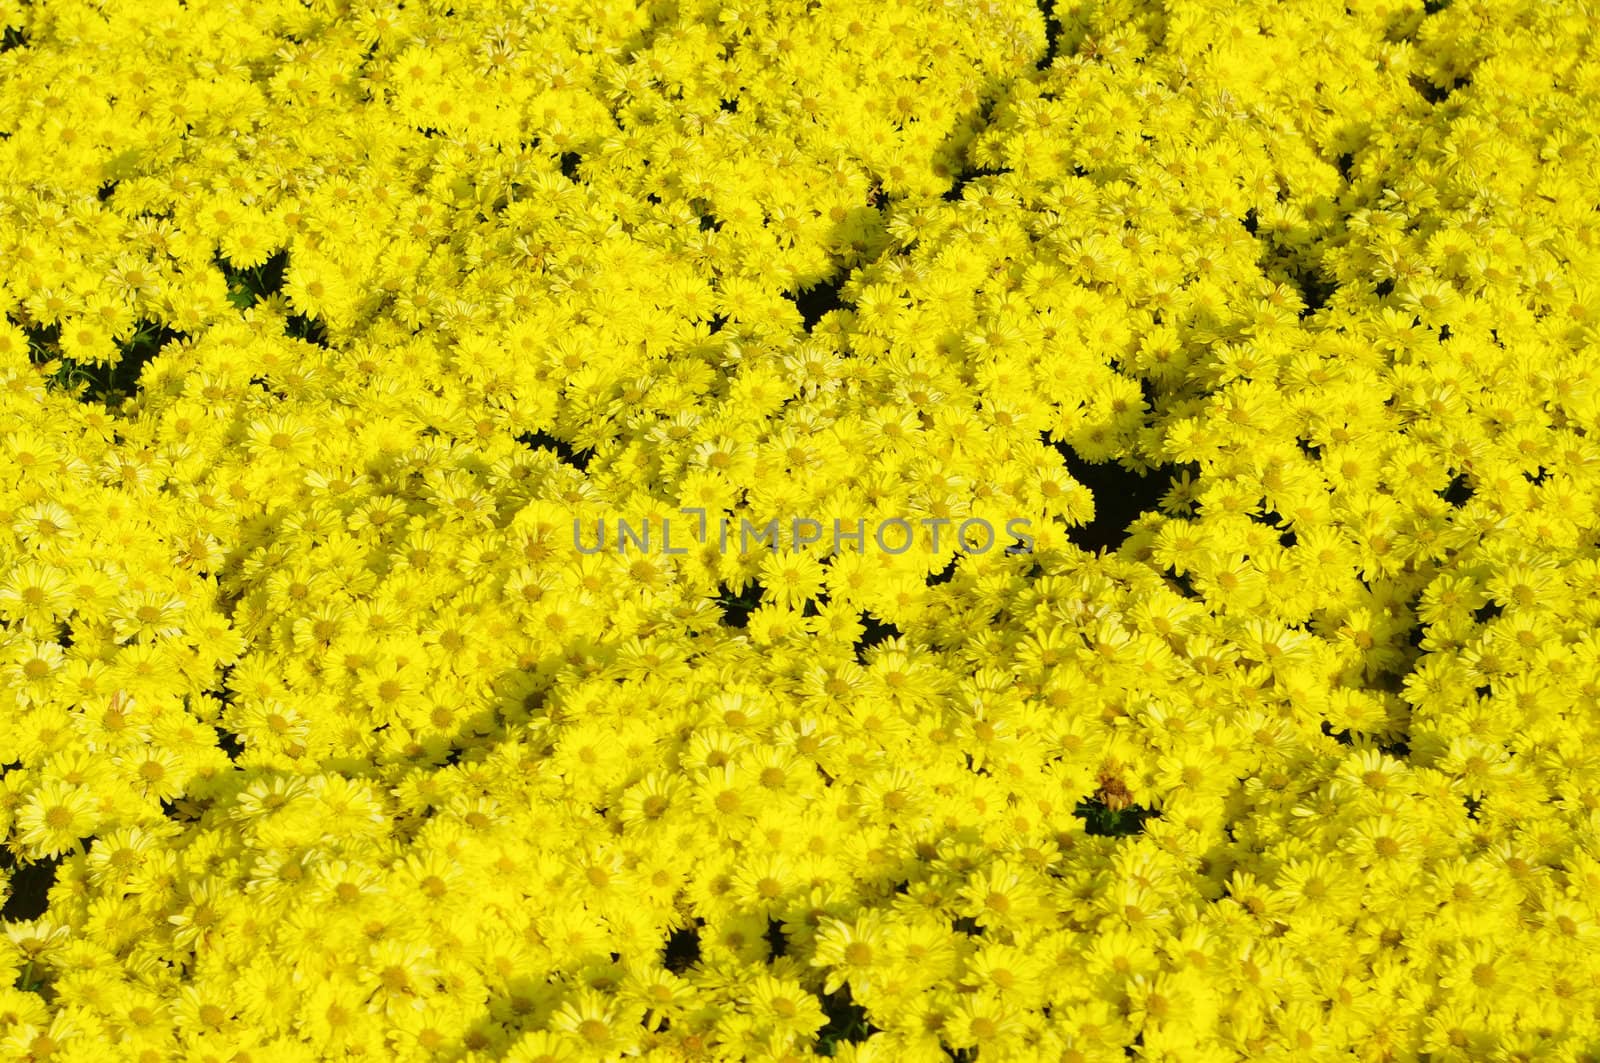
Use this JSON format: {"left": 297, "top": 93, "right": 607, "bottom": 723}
{"left": 662, "top": 922, "right": 703, "bottom": 973}
{"left": 854, "top": 612, "right": 901, "bottom": 656}
{"left": 1075, "top": 799, "right": 1157, "bottom": 837}
{"left": 27, "top": 318, "right": 183, "bottom": 405}
{"left": 816, "top": 984, "right": 875, "bottom": 1056}
{"left": 1, "top": 851, "right": 59, "bottom": 922}
{"left": 516, "top": 430, "right": 592, "bottom": 473}
{"left": 791, "top": 276, "right": 848, "bottom": 332}
{"left": 713, "top": 581, "right": 763, "bottom": 628}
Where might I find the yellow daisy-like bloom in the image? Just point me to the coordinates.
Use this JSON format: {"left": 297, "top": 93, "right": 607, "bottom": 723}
{"left": 742, "top": 973, "right": 827, "bottom": 1042}
{"left": 811, "top": 911, "right": 893, "bottom": 997}
{"left": 15, "top": 780, "right": 98, "bottom": 859}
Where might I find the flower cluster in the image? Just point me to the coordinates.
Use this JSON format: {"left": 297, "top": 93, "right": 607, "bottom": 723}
{"left": 2, "top": 0, "right": 1599, "bottom": 1059}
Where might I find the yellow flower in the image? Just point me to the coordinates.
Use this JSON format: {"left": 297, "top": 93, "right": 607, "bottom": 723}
{"left": 15, "top": 779, "right": 98, "bottom": 859}
{"left": 106, "top": 589, "right": 187, "bottom": 645}
{"left": 742, "top": 974, "right": 827, "bottom": 1042}
{"left": 811, "top": 911, "right": 893, "bottom": 996}
{"left": 757, "top": 549, "right": 828, "bottom": 611}
{"left": 0, "top": 560, "right": 73, "bottom": 630}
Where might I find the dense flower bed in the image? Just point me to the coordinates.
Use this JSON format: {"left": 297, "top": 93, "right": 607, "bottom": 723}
{"left": 2, "top": 0, "right": 1599, "bottom": 1059}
